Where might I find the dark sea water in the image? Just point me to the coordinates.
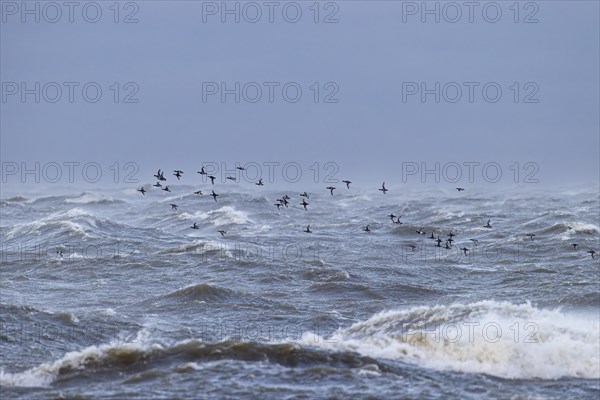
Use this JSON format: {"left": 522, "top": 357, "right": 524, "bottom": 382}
{"left": 1, "top": 185, "right": 599, "bottom": 399}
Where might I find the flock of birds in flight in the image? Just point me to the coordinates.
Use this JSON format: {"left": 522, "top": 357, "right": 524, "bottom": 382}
{"left": 137, "top": 168, "right": 598, "bottom": 260}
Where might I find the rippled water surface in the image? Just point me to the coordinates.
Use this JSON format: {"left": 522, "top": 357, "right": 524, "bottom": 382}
{"left": 1, "top": 186, "right": 599, "bottom": 399}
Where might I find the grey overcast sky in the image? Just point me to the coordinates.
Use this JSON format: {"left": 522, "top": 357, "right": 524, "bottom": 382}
{"left": 1, "top": 1, "right": 599, "bottom": 190}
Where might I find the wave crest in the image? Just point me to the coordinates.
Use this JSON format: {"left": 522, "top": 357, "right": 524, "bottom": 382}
{"left": 302, "top": 301, "right": 600, "bottom": 380}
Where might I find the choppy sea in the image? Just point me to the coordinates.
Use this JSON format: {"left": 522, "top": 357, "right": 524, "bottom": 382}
{"left": 1, "top": 184, "right": 599, "bottom": 399}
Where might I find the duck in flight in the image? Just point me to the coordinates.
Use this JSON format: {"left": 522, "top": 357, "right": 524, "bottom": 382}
{"left": 194, "top": 190, "right": 203, "bottom": 195}
{"left": 484, "top": 219, "right": 492, "bottom": 229}
{"left": 572, "top": 243, "right": 578, "bottom": 250}
{"left": 460, "top": 247, "right": 469, "bottom": 256}
{"left": 379, "top": 182, "right": 388, "bottom": 194}
{"left": 456, "top": 188, "right": 465, "bottom": 191}
{"left": 526, "top": 234, "right": 536, "bottom": 241}
{"left": 173, "top": 170, "right": 183, "bottom": 180}
{"left": 236, "top": 166, "right": 246, "bottom": 171}
{"left": 170, "top": 203, "right": 178, "bottom": 210}
{"left": 301, "top": 199, "right": 309, "bottom": 210}
{"left": 274, "top": 203, "right": 282, "bottom": 209}
{"left": 137, "top": 187, "right": 146, "bottom": 195}
{"left": 429, "top": 231, "right": 435, "bottom": 240}
{"left": 226, "top": 176, "right": 237, "bottom": 182}
{"left": 256, "top": 178, "right": 264, "bottom": 186}
{"left": 304, "top": 225, "right": 312, "bottom": 233}
{"left": 470, "top": 238, "right": 479, "bottom": 245}
{"left": 191, "top": 223, "right": 199, "bottom": 229}
{"left": 277, "top": 197, "right": 289, "bottom": 207}
{"left": 342, "top": 180, "right": 351, "bottom": 189}
{"left": 416, "top": 228, "right": 426, "bottom": 235}
{"left": 393, "top": 217, "right": 403, "bottom": 225}
{"left": 326, "top": 186, "right": 336, "bottom": 196}
{"left": 162, "top": 186, "right": 171, "bottom": 192}
{"left": 588, "top": 250, "right": 596, "bottom": 259}
{"left": 218, "top": 230, "right": 226, "bottom": 236}
{"left": 153, "top": 182, "right": 162, "bottom": 188}
{"left": 197, "top": 166, "right": 207, "bottom": 175}
{"left": 363, "top": 225, "right": 371, "bottom": 233}
{"left": 154, "top": 169, "right": 166, "bottom": 181}
{"left": 208, "top": 175, "right": 216, "bottom": 185}
{"left": 211, "top": 190, "right": 219, "bottom": 202}
{"left": 300, "top": 192, "right": 309, "bottom": 199}
{"left": 436, "top": 237, "right": 443, "bottom": 247}
{"left": 444, "top": 241, "right": 451, "bottom": 249}
{"left": 388, "top": 213, "right": 397, "bottom": 221}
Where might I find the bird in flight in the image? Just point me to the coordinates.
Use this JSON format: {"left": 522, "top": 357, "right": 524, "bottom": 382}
{"left": 170, "top": 203, "right": 178, "bottom": 210}
{"left": 208, "top": 175, "right": 216, "bottom": 185}
{"left": 300, "top": 192, "right": 309, "bottom": 199}
{"left": 526, "top": 234, "right": 536, "bottom": 241}
{"left": 342, "top": 180, "right": 351, "bottom": 189}
{"left": 173, "top": 170, "right": 183, "bottom": 180}
{"left": 277, "top": 197, "right": 289, "bottom": 208}
{"left": 194, "top": 190, "right": 203, "bottom": 195}
{"left": 162, "top": 186, "right": 171, "bottom": 192}
{"left": 154, "top": 169, "right": 166, "bottom": 181}
{"left": 326, "top": 186, "right": 336, "bottom": 196}
{"left": 226, "top": 176, "right": 237, "bottom": 182}
{"left": 484, "top": 219, "right": 492, "bottom": 229}
{"left": 572, "top": 243, "right": 578, "bottom": 250}
{"left": 153, "top": 182, "right": 162, "bottom": 188}
{"left": 256, "top": 178, "right": 264, "bottom": 186}
{"left": 379, "top": 182, "right": 388, "bottom": 194}
{"left": 304, "top": 225, "right": 312, "bottom": 233}
{"left": 363, "top": 225, "right": 371, "bottom": 233}
{"left": 137, "top": 187, "right": 146, "bottom": 195}
{"left": 198, "top": 166, "right": 207, "bottom": 175}
{"left": 416, "top": 228, "right": 426, "bottom": 235}
{"left": 191, "top": 223, "right": 199, "bottom": 229}
{"left": 211, "top": 190, "right": 219, "bottom": 202}
{"left": 456, "top": 188, "right": 465, "bottom": 191}
{"left": 588, "top": 250, "right": 596, "bottom": 259}
{"left": 460, "top": 247, "right": 469, "bottom": 256}
{"left": 301, "top": 199, "right": 309, "bottom": 210}
{"left": 218, "top": 230, "right": 226, "bottom": 236}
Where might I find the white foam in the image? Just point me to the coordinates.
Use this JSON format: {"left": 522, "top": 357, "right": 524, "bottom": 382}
{"left": 65, "top": 193, "right": 113, "bottom": 204}
{"left": 570, "top": 222, "right": 598, "bottom": 233}
{"left": 177, "top": 211, "right": 210, "bottom": 221}
{"left": 301, "top": 301, "right": 600, "bottom": 380}
{"left": 0, "top": 329, "right": 159, "bottom": 388}
{"left": 559, "top": 222, "right": 599, "bottom": 241}
{"left": 210, "top": 206, "right": 250, "bottom": 225}
{"left": 99, "top": 308, "right": 117, "bottom": 316}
